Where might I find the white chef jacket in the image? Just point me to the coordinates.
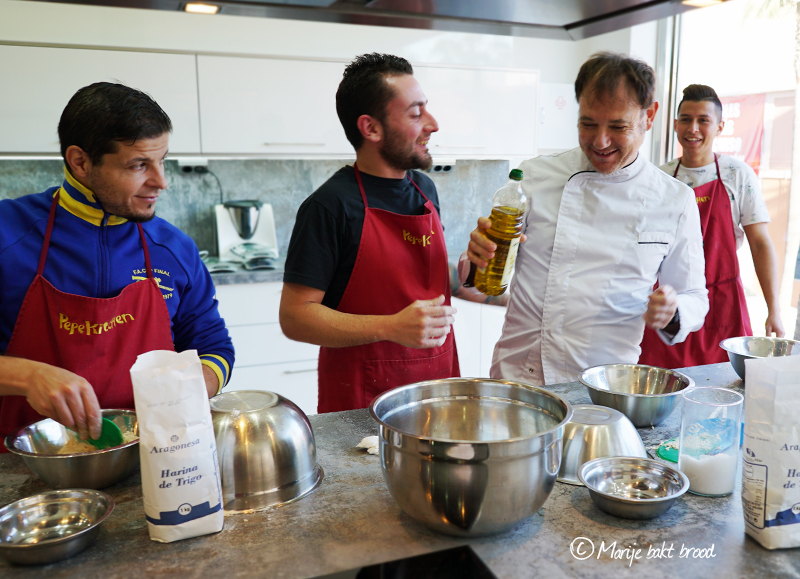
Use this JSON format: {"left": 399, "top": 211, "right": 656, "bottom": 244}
{"left": 460, "top": 147, "right": 708, "bottom": 386}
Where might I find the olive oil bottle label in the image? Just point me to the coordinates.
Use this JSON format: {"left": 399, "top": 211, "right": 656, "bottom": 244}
{"left": 500, "top": 237, "right": 520, "bottom": 286}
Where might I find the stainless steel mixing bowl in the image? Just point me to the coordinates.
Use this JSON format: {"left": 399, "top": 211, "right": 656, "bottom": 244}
{"left": 4, "top": 410, "right": 139, "bottom": 489}
{"left": 580, "top": 364, "right": 694, "bottom": 427}
{"left": 370, "top": 378, "right": 573, "bottom": 537}
{"left": 578, "top": 456, "right": 689, "bottom": 519}
{"left": 0, "top": 489, "right": 114, "bottom": 565}
{"left": 558, "top": 404, "right": 646, "bottom": 485}
{"left": 211, "top": 390, "right": 323, "bottom": 513}
{"left": 719, "top": 336, "right": 800, "bottom": 380}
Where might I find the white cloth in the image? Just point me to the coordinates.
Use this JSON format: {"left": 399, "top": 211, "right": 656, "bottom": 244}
{"left": 356, "top": 436, "right": 379, "bottom": 455}
{"left": 460, "top": 147, "right": 708, "bottom": 387}
{"left": 660, "top": 154, "right": 770, "bottom": 249}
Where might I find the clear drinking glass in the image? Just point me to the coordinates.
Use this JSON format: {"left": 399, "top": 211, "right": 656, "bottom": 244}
{"left": 678, "top": 387, "right": 744, "bottom": 497}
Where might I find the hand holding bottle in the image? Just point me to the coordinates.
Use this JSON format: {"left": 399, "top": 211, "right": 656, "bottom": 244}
{"left": 466, "top": 170, "right": 528, "bottom": 296}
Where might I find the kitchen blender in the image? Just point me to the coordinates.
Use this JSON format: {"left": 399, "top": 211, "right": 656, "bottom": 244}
{"left": 215, "top": 200, "right": 278, "bottom": 269}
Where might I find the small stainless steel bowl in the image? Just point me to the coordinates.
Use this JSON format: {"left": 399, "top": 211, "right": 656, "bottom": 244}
{"left": 370, "top": 378, "right": 572, "bottom": 537}
{"left": 720, "top": 336, "right": 800, "bottom": 380}
{"left": 4, "top": 410, "right": 139, "bottom": 489}
{"left": 558, "top": 405, "right": 646, "bottom": 485}
{"left": 0, "top": 489, "right": 114, "bottom": 565}
{"left": 211, "top": 390, "right": 323, "bottom": 513}
{"left": 580, "top": 364, "right": 694, "bottom": 427}
{"left": 578, "top": 456, "right": 689, "bottom": 519}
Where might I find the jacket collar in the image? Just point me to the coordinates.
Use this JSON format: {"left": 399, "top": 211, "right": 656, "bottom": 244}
{"left": 56, "top": 167, "right": 128, "bottom": 226}
{"left": 573, "top": 149, "right": 646, "bottom": 183}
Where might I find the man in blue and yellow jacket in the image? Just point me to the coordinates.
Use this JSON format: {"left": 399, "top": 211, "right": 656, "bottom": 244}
{"left": 0, "top": 82, "right": 233, "bottom": 444}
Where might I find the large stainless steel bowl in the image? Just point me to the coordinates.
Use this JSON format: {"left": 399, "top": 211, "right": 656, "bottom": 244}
{"left": 558, "top": 405, "right": 646, "bottom": 485}
{"left": 0, "top": 489, "right": 114, "bottom": 565}
{"left": 211, "top": 390, "right": 323, "bottom": 513}
{"left": 578, "top": 456, "right": 689, "bottom": 519}
{"left": 580, "top": 364, "right": 694, "bottom": 427}
{"left": 370, "top": 378, "right": 573, "bottom": 537}
{"left": 4, "top": 410, "right": 139, "bottom": 489}
{"left": 719, "top": 336, "right": 800, "bottom": 380}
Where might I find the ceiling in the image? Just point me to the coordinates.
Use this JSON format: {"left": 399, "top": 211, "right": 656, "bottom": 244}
{"left": 36, "top": 0, "right": 711, "bottom": 40}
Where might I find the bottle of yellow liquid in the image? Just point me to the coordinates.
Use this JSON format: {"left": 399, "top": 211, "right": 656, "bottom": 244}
{"left": 474, "top": 169, "right": 527, "bottom": 296}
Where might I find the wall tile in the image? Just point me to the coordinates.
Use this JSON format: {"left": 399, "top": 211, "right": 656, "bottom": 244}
{"left": 0, "top": 158, "right": 511, "bottom": 259}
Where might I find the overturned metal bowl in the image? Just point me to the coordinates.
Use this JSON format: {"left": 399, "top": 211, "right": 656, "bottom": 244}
{"left": 578, "top": 456, "right": 689, "bottom": 520}
{"left": 0, "top": 489, "right": 114, "bottom": 565}
{"left": 211, "top": 391, "right": 323, "bottom": 513}
{"left": 370, "top": 378, "right": 572, "bottom": 537}
{"left": 4, "top": 410, "right": 139, "bottom": 489}
{"left": 580, "top": 364, "right": 694, "bottom": 427}
{"left": 558, "top": 405, "right": 646, "bottom": 485}
{"left": 719, "top": 336, "right": 800, "bottom": 380}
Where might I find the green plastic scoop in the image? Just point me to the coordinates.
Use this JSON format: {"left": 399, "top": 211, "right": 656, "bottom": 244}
{"left": 71, "top": 418, "right": 124, "bottom": 450}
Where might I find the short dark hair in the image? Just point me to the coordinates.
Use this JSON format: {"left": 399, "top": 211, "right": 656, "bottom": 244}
{"left": 574, "top": 52, "right": 656, "bottom": 109}
{"left": 58, "top": 82, "right": 172, "bottom": 165}
{"left": 335, "top": 53, "right": 414, "bottom": 149}
{"left": 677, "top": 84, "right": 723, "bottom": 122}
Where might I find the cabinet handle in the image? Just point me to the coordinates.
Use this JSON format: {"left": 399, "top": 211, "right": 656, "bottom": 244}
{"left": 263, "top": 142, "right": 325, "bottom": 147}
{"left": 283, "top": 367, "right": 317, "bottom": 374}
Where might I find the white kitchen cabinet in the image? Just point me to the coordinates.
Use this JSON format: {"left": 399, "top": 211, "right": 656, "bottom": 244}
{"left": 413, "top": 65, "right": 539, "bottom": 159}
{"left": 451, "top": 296, "right": 506, "bottom": 378}
{"left": 197, "top": 56, "right": 352, "bottom": 156}
{"left": 215, "top": 281, "right": 319, "bottom": 416}
{"left": 0, "top": 45, "right": 201, "bottom": 154}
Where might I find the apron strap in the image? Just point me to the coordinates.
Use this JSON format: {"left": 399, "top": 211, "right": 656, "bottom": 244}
{"left": 37, "top": 192, "right": 60, "bottom": 276}
{"left": 137, "top": 224, "right": 155, "bottom": 279}
{"left": 673, "top": 159, "right": 681, "bottom": 178}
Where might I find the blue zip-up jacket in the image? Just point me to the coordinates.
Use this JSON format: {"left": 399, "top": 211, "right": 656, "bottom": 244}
{"left": 0, "top": 169, "right": 234, "bottom": 388}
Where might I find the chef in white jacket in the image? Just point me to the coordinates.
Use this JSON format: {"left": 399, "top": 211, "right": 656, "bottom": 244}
{"left": 460, "top": 52, "right": 709, "bottom": 386}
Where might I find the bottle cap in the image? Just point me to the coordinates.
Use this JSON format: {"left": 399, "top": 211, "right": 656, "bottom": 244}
{"left": 509, "top": 169, "right": 523, "bottom": 181}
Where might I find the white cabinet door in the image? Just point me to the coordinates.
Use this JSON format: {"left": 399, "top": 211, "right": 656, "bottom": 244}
{"left": 224, "top": 362, "right": 318, "bottom": 417}
{"left": 0, "top": 45, "right": 201, "bottom": 154}
{"left": 215, "top": 282, "right": 282, "bottom": 326}
{"left": 413, "top": 65, "right": 538, "bottom": 159}
{"left": 228, "top": 324, "right": 319, "bottom": 368}
{"left": 479, "top": 304, "right": 507, "bottom": 377}
{"left": 452, "top": 297, "right": 482, "bottom": 378}
{"left": 197, "top": 56, "right": 351, "bottom": 156}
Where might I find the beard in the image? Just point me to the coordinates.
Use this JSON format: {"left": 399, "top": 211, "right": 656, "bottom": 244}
{"left": 378, "top": 128, "right": 433, "bottom": 172}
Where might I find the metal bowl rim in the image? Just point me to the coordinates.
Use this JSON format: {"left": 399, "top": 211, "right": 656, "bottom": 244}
{"left": 0, "top": 489, "right": 115, "bottom": 551}
{"left": 4, "top": 409, "right": 139, "bottom": 458}
{"left": 577, "top": 456, "right": 690, "bottom": 503}
{"left": 579, "top": 364, "right": 695, "bottom": 399}
{"left": 719, "top": 336, "right": 800, "bottom": 357}
{"left": 369, "top": 378, "right": 573, "bottom": 445}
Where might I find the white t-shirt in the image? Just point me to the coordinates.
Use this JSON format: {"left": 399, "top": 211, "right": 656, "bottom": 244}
{"left": 660, "top": 154, "right": 770, "bottom": 249}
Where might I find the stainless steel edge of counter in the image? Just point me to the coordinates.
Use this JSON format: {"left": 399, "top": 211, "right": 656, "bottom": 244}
{"left": 1, "top": 363, "right": 797, "bottom": 578}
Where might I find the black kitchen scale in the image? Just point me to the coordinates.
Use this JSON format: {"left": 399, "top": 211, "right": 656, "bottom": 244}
{"left": 309, "top": 545, "right": 497, "bottom": 579}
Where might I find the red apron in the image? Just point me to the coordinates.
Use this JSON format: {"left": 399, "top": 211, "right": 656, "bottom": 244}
{"left": 0, "top": 192, "right": 175, "bottom": 442}
{"left": 317, "top": 164, "right": 459, "bottom": 413}
{"left": 638, "top": 154, "right": 751, "bottom": 369}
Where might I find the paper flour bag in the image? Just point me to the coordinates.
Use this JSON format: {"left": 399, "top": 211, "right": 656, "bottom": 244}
{"left": 741, "top": 355, "right": 800, "bottom": 549}
{"left": 131, "top": 350, "right": 224, "bottom": 543}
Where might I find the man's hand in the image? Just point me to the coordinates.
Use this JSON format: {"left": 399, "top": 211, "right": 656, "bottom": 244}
{"left": 21, "top": 361, "right": 102, "bottom": 440}
{"left": 644, "top": 285, "right": 678, "bottom": 330}
{"left": 765, "top": 312, "right": 785, "bottom": 338}
{"left": 388, "top": 295, "right": 456, "bottom": 349}
{"left": 467, "top": 217, "right": 527, "bottom": 268}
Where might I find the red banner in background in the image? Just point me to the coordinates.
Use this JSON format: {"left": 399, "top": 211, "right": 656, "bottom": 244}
{"left": 675, "top": 93, "right": 766, "bottom": 175}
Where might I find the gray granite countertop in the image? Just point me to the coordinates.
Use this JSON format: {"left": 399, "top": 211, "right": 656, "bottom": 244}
{"left": 205, "top": 258, "right": 284, "bottom": 285}
{"left": 1, "top": 363, "right": 797, "bottom": 578}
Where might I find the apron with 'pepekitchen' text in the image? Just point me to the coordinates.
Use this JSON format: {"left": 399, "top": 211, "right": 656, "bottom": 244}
{"left": 638, "top": 154, "right": 751, "bottom": 369}
{"left": 0, "top": 192, "right": 175, "bottom": 444}
{"left": 316, "top": 164, "right": 459, "bottom": 413}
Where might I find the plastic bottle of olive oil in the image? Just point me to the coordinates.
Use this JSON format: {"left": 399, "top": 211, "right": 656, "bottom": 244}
{"left": 473, "top": 169, "right": 527, "bottom": 296}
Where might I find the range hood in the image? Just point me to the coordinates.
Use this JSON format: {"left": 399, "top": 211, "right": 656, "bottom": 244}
{"left": 36, "top": 0, "right": 718, "bottom": 40}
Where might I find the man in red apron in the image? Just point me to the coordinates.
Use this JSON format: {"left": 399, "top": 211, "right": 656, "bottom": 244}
{"left": 0, "top": 83, "right": 234, "bottom": 444}
{"left": 280, "top": 54, "right": 459, "bottom": 413}
{"left": 640, "top": 84, "right": 782, "bottom": 368}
